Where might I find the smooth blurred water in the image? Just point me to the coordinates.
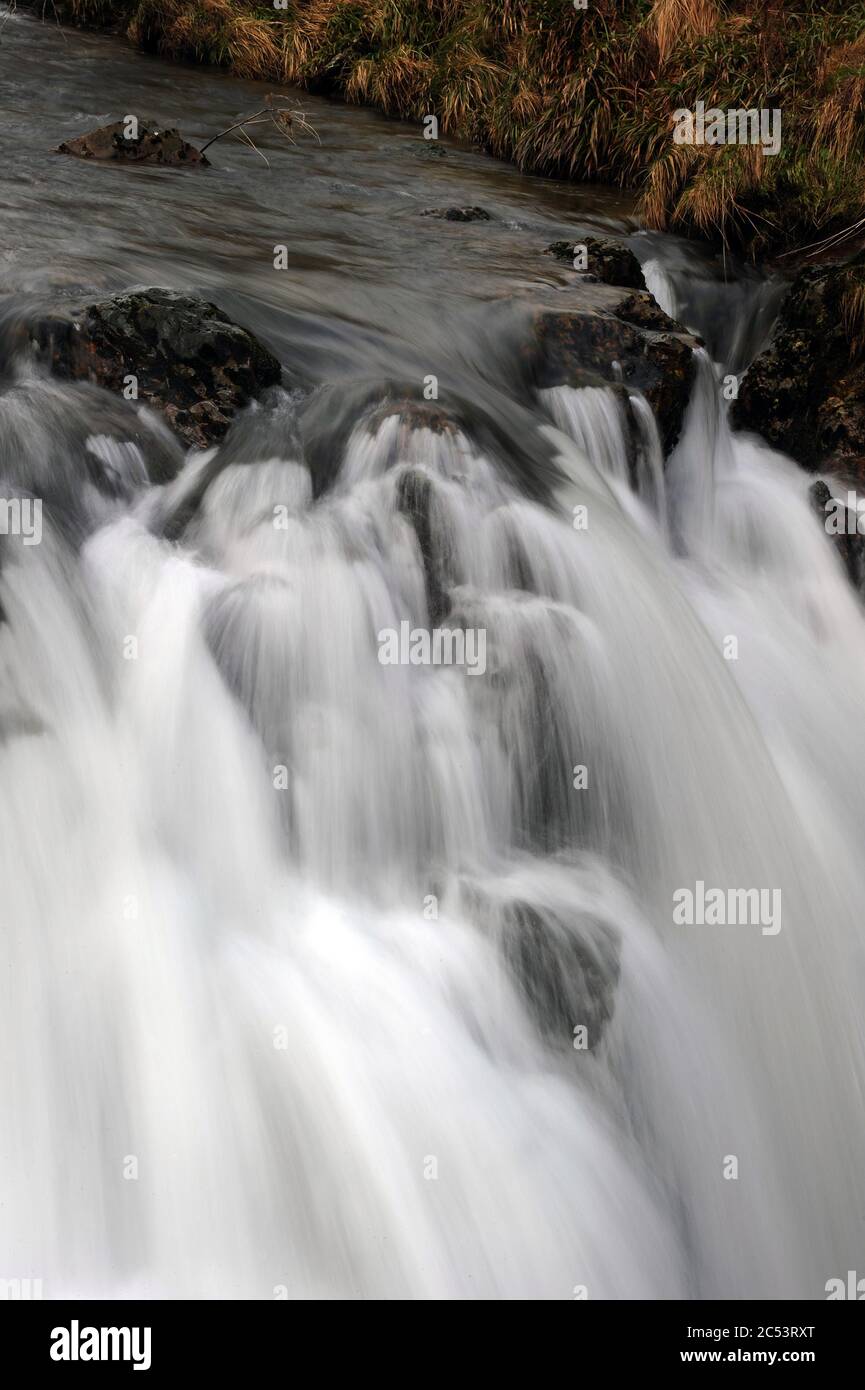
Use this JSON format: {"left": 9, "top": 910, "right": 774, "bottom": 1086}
{"left": 1, "top": 7, "right": 864, "bottom": 1300}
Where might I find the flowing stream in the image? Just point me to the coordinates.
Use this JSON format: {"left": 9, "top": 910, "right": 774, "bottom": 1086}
{"left": 1, "top": 8, "right": 864, "bottom": 1300}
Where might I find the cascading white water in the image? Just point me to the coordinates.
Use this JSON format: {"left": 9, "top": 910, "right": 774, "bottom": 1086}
{"left": 541, "top": 381, "right": 668, "bottom": 540}
{"left": 2, "top": 251, "right": 865, "bottom": 1301}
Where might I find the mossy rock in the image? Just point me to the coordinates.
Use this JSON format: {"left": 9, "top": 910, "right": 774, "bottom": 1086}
{"left": 30, "top": 288, "right": 282, "bottom": 448}
{"left": 546, "top": 236, "right": 645, "bottom": 290}
{"left": 733, "top": 257, "right": 865, "bottom": 478}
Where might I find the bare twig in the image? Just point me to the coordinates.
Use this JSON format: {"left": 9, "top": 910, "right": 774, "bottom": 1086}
{"left": 778, "top": 216, "right": 865, "bottom": 261}
{"left": 233, "top": 125, "right": 270, "bottom": 169}
{"left": 200, "top": 111, "right": 268, "bottom": 154}
{"left": 201, "top": 98, "right": 320, "bottom": 160}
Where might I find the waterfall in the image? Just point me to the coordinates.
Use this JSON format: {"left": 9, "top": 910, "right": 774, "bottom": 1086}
{"left": 1, "top": 92, "right": 864, "bottom": 1292}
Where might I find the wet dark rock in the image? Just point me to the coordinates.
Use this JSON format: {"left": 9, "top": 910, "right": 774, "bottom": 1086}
{"left": 395, "top": 467, "right": 453, "bottom": 626}
{"left": 612, "top": 289, "right": 687, "bottom": 333}
{"left": 546, "top": 235, "right": 645, "bottom": 289}
{"left": 809, "top": 480, "right": 865, "bottom": 591}
{"left": 298, "top": 376, "right": 562, "bottom": 505}
{"left": 298, "top": 384, "right": 461, "bottom": 497}
{"left": 733, "top": 257, "right": 865, "bottom": 478}
{"left": 421, "top": 206, "right": 491, "bottom": 222}
{"left": 57, "top": 118, "right": 209, "bottom": 166}
{"left": 499, "top": 900, "right": 620, "bottom": 1050}
{"left": 463, "top": 881, "right": 621, "bottom": 1050}
{"left": 526, "top": 300, "right": 697, "bottom": 455}
{"left": 367, "top": 399, "right": 457, "bottom": 436}
{"left": 28, "top": 288, "right": 283, "bottom": 448}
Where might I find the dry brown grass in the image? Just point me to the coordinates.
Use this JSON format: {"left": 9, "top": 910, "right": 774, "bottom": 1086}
{"left": 649, "top": 0, "right": 722, "bottom": 64}
{"left": 438, "top": 46, "right": 506, "bottom": 134}
{"left": 814, "top": 35, "right": 865, "bottom": 162}
{"left": 841, "top": 272, "right": 865, "bottom": 356}
{"left": 128, "top": 0, "right": 285, "bottom": 79}
{"left": 356, "top": 46, "right": 433, "bottom": 115}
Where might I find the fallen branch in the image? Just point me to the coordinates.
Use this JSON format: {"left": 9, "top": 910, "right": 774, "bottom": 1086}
{"left": 201, "top": 97, "right": 320, "bottom": 161}
{"left": 233, "top": 125, "right": 270, "bottom": 169}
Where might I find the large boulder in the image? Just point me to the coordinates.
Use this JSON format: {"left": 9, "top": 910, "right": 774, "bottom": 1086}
{"left": 28, "top": 289, "right": 282, "bottom": 448}
{"left": 57, "top": 119, "right": 209, "bottom": 166}
{"left": 733, "top": 257, "right": 865, "bottom": 479}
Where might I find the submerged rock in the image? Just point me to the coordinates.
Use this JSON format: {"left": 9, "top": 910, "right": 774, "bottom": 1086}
{"left": 499, "top": 899, "right": 620, "bottom": 1049}
{"left": 29, "top": 288, "right": 282, "bottom": 448}
{"left": 395, "top": 466, "right": 453, "bottom": 626}
{"left": 733, "top": 257, "right": 865, "bottom": 479}
{"left": 463, "top": 881, "right": 621, "bottom": 1050}
{"left": 57, "top": 119, "right": 209, "bottom": 166}
{"left": 421, "top": 206, "right": 491, "bottom": 222}
{"left": 298, "top": 378, "right": 561, "bottom": 505}
{"left": 0, "top": 374, "right": 183, "bottom": 542}
{"left": 365, "top": 399, "right": 457, "bottom": 436}
{"left": 545, "top": 235, "right": 645, "bottom": 289}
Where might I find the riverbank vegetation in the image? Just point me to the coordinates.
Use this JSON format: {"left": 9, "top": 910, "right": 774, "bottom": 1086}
{"left": 31, "top": 0, "right": 865, "bottom": 259}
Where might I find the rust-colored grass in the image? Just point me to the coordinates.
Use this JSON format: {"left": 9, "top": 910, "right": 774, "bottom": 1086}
{"left": 650, "top": 0, "right": 722, "bottom": 65}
